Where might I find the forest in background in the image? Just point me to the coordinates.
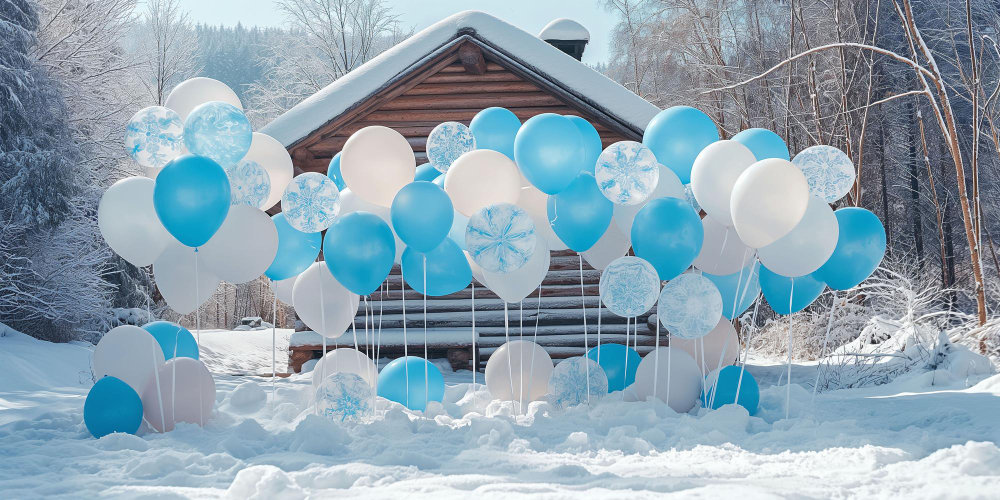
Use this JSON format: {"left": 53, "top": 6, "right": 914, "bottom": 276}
{"left": 2, "top": 0, "right": 999, "bottom": 365}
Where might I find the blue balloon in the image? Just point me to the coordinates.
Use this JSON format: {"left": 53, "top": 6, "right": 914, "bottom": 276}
{"left": 153, "top": 154, "right": 231, "bottom": 248}
{"left": 546, "top": 172, "right": 612, "bottom": 252}
{"left": 414, "top": 162, "right": 441, "bottom": 182}
{"left": 377, "top": 356, "right": 445, "bottom": 411}
{"left": 265, "top": 213, "right": 321, "bottom": 281}
{"left": 84, "top": 376, "right": 143, "bottom": 438}
{"left": 431, "top": 174, "right": 446, "bottom": 188}
{"left": 326, "top": 152, "right": 346, "bottom": 190}
{"left": 642, "top": 106, "right": 719, "bottom": 184}
{"left": 813, "top": 208, "right": 886, "bottom": 290}
{"left": 391, "top": 181, "right": 454, "bottom": 253}
{"left": 142, "top": 321, "right": 199, "bottom": 360}
{"left": 324, "top": 212, "right": 396, "bottom": 295}
{"left": 470, "top": 107, "right": 521, "bottom": 159}
{"left": 704, "top": 264, "right": 761, "bottom": 320}
{"left": 732, "top": 128, "right": 790, "bottom": 161}
{"left": 586, "top": 343, "right": 640, "bottom": 392}
{"left": 631, "top": 197, "right": 703, "bottom": 281}
{"left": 759, "top": 265, "right": 826, "bottom": 314}
{"left": 401, "top": 239, "right": 472, "bottom": 296}
{"left": 183, "top": 102, "right": 253, "bottom": 167}
{"left": 704, "top": 365, "right": 759, "bottom": 415}
{"left": 565, "top": 115, "right": 602, "bottom": 174}
{"left": 448, "top": 210, "right": 470, "bottom": 250}
{"left": 514, "top": 113, "right": 586, "bottom": 194}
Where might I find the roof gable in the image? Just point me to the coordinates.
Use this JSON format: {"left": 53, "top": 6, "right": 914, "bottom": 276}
{"left": 260, "top": 11, "right": 659, "bottom": 151}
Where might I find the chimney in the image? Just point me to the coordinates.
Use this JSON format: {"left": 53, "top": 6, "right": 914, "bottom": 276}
{"left": 538, "top": 18, "right": 590, "bottom": 61}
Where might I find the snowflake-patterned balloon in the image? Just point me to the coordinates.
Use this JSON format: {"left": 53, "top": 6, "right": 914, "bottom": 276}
{"left": 547, "top": 357, "right": 608, "bottom": 408}
{"left": 427, "top": 121, "right": 476, "bottom": 173}
{"left": 657, "top": 273, "right": 723, "bottom": 340}
{"left": 465, "top": 203, "right": 536, "bottom": 274}
{"left": 316, "top": 372, "right": 373, "bottom": 423}
{"left": 125, "top": 106, "right": 184, "bottom": 169}
{"left": 594, "top": 141, "right": 660, "bottom": 205}
{"left": 684, "top": 184, "right": 701, "bottom": 213}
{"left": 226, "top": 160, "right": 271, "bottom": 208}
{"left": 183, "top": 101, "right": 253, "bottom": 168}
{"left": 600, "top": 256, "right": 660, "bottom": 317}
{"left": 792, "top": 145, "right": 856, "bottom": 203}
{"left": 282, "top": 172, "right": 341, "bottom": 233}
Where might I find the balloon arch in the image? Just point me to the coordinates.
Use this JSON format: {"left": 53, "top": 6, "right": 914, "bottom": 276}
{"left": 85, "top": 78, "right": 885, "bottom": 437}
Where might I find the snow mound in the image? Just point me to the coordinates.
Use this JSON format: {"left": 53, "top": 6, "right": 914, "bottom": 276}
{"left": 226, "top": 465, "right": 306, "bottom": 500}
{"left": 229, "top": 381, "right": 267, "bottom": 412}
{"left": 538, "top": 18, "right": 590, "bottom": 41}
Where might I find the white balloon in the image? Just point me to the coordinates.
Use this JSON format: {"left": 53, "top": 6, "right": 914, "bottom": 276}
{"left": 671, "top": 318, "right": 739, "bottom": 372}
{"left": 483, "top": 238, "right": 550, "bottom": 303}
{"left": 98, "top": 177, "right": 170, "bottom": 267}
{"left": 312, "top": 348, "right": 378, "bottom": 390}
{"left": 613, "top": 164, "right": 685, "bottom": 237}
{"left": 730, "top": 158, "right": 810, "bottom": 248}
{"left": 199, "top": 206, "right": 278, "bottom": 284}
{"left": 464, "top": 250, "right": 488, "bottom": 287}
{"left": 141, "top": 357, "right": 216, "bottom": 433}
{"left": 269, "top": 276, "right": 297, "bottom": 305}
{"left": 93, "top": 325, "right": 165, "bottom": 395}
{"left": 582, "top": 222, "right": 631, "bottom": 271}
{"left": 292, "top": 262, "right": 359, "bottom": 338}
{"left": 153, "top": 239, "right": 220, "bottom": 315}
{"left": 164, "top": 77, "right": 242, "bottom": 121}
{"left": 340, "top": 126, "right": 415, "bottom": 207}
{"left": 633, "top": 347, "right": 702, "bottom": 413}
{"left": 339, "top": 188, "right": 403, "bottom": 264}
{"left": 485, "top": 340, "right": 553, "bottom": 408}
{"left": 516, "top": 186, "right": 567, "bottom": 251}
{"left": 242, "top": 133, "right": 294, "bottom": 211}
{"left": 693, "top": 215, "right": 756, "bottom": 275}
{"left": 757, "top": 195, "right": 839, "bottom": 277}
{"left": 690, "top": 140, "right": 757, "bottom": 227}
{"left": 445, "top": 149, "right": 521, "bottom": 217}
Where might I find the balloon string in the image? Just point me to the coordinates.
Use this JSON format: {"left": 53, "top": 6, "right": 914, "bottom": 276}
{"left": 708, "top": 248, "right": 751, "bottom": 410}
{"left": 365, "top": 296, "right": 375, "bottom": 420}
{"left": 271, "top": 282, "right": 277, "bottom": 412}
{"left": 193, "top": 248, "right": 201, "bottom": 349}
{"left": 578, "top": 254, "right": 590, "bottom": 405}
{"left": 401, "top": 261, "right": 409, "bottom": 410}
{"left": 712, "top": 227, "right": 731, "bottom": 274}
{"left": 317, "top": 271, "right": 327, "bottom": 416}
{"left": 596, "top": 301, "right": 602, "bottom": 366}
{"left": 734, "top": 289, "right": 763, "bottom": 405}
{"left": 812, "top": 290, "right": 838, "bottom": 404}
{"left": 471, "top": 281, "right": 476, "bottom": 410}
{"left": 623, "top": 316, "right": 630, "bottom": 401}
{"left": 148, "top": 292, "right": 166, "bottom": 433}
{"left": 698, "top": 336, "right": 708, "bottom": 403}
{"left": 653, "top": 315, "right": 659, "bottom": 402}
{"left": 666, "top": 340, "right": 672, "bottom": 408}
{"left": 526, "top": 283, "right": 541, "bottom": 416}
{"left": 518, "top": 300, "right": 524, "bottom": 414}
{"left": 503, "top": 302, "right": 516, "bottom": 415}
{"left": 377, "top": 281, "right": 385, "bottom": 418}
{"left": 172, "top": 324, "right": 180, "bottom": 429}
{"left": 423, "top": 255, "right": 429, "bottom": 410}
{"left": 786, "top": 278, "right": 794, "bottom": 420}
{"left": 549, "top": 196, "right": 559, "bottom": 224}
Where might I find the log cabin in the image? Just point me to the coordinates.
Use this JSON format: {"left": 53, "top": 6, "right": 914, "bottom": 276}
{"left": 259, "top": 11, "right": 664, "bottom": 373}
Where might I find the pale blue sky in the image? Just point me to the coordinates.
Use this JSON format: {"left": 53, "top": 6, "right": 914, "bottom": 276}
{"left": 177, "top": 0, "right": 614, "bottom": 64}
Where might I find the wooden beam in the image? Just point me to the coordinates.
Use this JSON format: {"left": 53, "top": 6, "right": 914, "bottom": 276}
{"left": 458, "top": 42, "right": 487, "bottom": 75}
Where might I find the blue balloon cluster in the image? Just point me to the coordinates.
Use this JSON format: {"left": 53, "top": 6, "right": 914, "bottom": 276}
{"left": 704, "top": 264, "right": 761, "bottom": 320}
{"left": 587, "top": 343, "right": 640, "bottom": 393}
{"left": 391, "top": 181, "right": 453, "bottom": 253}
{"left": 547, "top": 172, "right": 612, "bottom": 252}
{"left": 401, "top": 239, "right": 472, "bottom": 296}
{"left": 324, "top": 212, "right": 395, "bottom": 295}
{"left": 704, "top": 366, "right": 759, "bottom": 415}
{"left": 631, "top": 197, "right": 703, "bottom": 281}
{"left": 642, "top": 106, "right": 719, "bottom": 184}
{"left": 153, "top": 154, "right": 231, "bottom": 248}
{"left": 84, "top": 376, "right": 143, "bottom": 438}
{"left": 377, "top": 356, "right": 445, "bottom": 411}
{"left": 732, "top": 128, "right": 789, "bottom": 161}
{"left": 565, "top": 115, "right": 603, "bottom": 174}
{"left": 265, "top": 213, "right": 321, "bottom": 281}
{"left": 326, "top": 152, "right": 346, "bottom": 190}
{"left": 515, "top": 113, "right": 586, "bottom": 194}
{"left": 470, "top": 107, "right": 521, "bottom": 159}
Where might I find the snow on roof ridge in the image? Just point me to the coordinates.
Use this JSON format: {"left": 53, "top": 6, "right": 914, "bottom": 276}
{"left": 260, "top": 10, "right": 660, "bottom": 149}
{"left": 538, "top": 18, "right": 590, "bottom": 41}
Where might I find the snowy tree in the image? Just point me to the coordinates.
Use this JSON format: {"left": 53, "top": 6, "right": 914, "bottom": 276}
{"left": 132, "top": 0, "right": 200, "bottom": 105}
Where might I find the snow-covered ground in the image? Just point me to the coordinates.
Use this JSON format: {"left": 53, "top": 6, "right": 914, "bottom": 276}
{"left": 1, "top": 328, "right": 999, "bottom": 499}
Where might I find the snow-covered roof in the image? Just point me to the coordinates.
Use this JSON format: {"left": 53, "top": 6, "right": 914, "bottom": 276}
{"left": 538, "top": 18, "right": 590, "bottom": 41}
{"left": 260, "top": 10, "right": 659, "bottom": 149}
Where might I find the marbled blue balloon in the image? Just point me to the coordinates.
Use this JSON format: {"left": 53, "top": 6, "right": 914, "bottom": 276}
{"left": 792, "top": 145, "right": 856, "bottom": 203}
{"left": 316, "top": 372, "right": 373, "bottom": 423}
{"left": 547, "top": 357, "right": 608, "bottom": 408}
{"left": 125, "top": 106, "right": 184, "bottom": 168}
{"left": 183, "top": 101, "right": 253, "bottom": 167}
{"left": 465, "top": 202, "right": 536, "bottom": 274}
{"left": 599, "top": 256, "right": 660, "bottom": 318}
{"left": 657, "top": 273, "right": 723, "bottom": 340}
{"left": 594, "top": 141, "right": 660, "bottom": 205}
{"left": 427, "top": 121, "right": 476, "bottom": 173}
{"left": 281, "top": 172, "right": 341, "bottom": 233}
{"left": 226, "top": 160, "right": 271, "bottom": 208}
{"left": 685, "top": 184, "right": 702, "bottom": 213}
